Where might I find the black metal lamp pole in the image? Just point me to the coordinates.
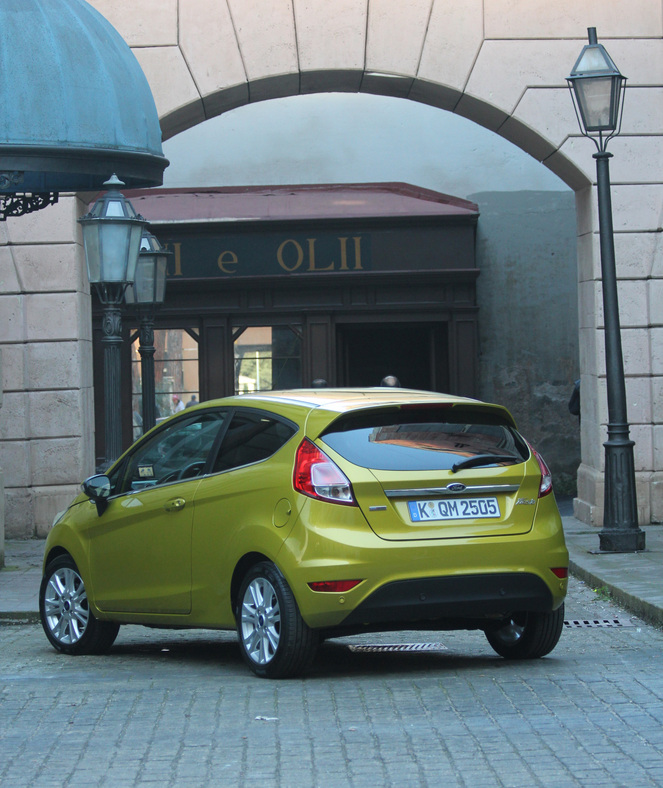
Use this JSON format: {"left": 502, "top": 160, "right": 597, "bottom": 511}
{"left": 125, "top": 230, "right": 171, "bottom": 433}
{"left": 79, "top": 175, "right": 147, "bottom": 465}
{"left": 137, "top": 316, "right": 157, "bottom": 432}
{"left": 594, "top": 151, "right": 644, "bottom": 550}
{"left": 99, "top": 286, "right": 126, "bottom": 463}
{"left": 568, "top": 29, "right": 645, "bottom": 551}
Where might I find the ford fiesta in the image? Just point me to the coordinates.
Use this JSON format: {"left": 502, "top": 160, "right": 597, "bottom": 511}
{"left": 40, "top": 389, "right": 568, "bottom": 678}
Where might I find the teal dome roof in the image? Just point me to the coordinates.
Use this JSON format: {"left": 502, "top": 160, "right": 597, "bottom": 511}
{"left": 0, "top": 0, "right": 168, "bottom": 192}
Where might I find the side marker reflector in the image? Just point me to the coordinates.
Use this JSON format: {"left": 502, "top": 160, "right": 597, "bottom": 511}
{"left": 308, "top": 579, "right": 363, "bottom": 593}
{"left": 550, "top": 567, "right": 568, "bottom": 579}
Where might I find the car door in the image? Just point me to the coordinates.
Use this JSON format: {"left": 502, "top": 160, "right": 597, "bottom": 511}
{"left": 88, "top": 409, "right": 228, "bottom": 615}
{"left": 189, "top": 408, "right": 299, "bottom": 623}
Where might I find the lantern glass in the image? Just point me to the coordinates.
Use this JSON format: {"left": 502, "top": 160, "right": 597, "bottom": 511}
{"left": 97, "top": 222, "right": 136, "bottom": 282}
{"left": 155, "top": 256, "right": 168, "bottom": 303}
{"left": 125, "top": 230, "right": 170, "bottom": 306}
{"left": 81, "top": 224, "right": 101, "bottom": 283}
{"left": 78, "top": 174, "right": 146, "bottom": 287}
{"left": 125, "top": 222, "right": 144, "bottom": 282}
{"left": 567, "top": 29, "right": 626, "bottom": 137}
{"left": 104, "top": 196, "right": 128, "bottom": 218}
{"left": 573, "top": 43, "right": 615, "bottom": 74}
{"left": 131, "top": 255, "right": 156, "bottom": 303}
{"left": 573, "top": 74, "right": 623, "bottom": 132}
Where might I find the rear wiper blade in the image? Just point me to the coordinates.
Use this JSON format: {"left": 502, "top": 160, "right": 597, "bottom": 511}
{"left": 451, "top": 454, "right": 520, "bottom": 473}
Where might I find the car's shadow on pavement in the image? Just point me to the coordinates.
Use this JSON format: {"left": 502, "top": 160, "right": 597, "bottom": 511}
{"left": 96, "top": 628, "right": 519, "bottom": 680}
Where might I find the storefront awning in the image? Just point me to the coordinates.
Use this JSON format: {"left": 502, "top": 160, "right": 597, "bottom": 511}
{"left": 0, "top": 0, "right": 168, "bottom": 217}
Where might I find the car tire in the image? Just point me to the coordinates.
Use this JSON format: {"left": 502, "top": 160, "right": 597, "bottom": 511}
{"left": 40, "top": 554, "right": 120, "bottom": 655}
{"left": 484, "top": 604, "right": 564, "bottom": 659}
{"left": 236, "top": 561, "right": 318, "bottom": 679}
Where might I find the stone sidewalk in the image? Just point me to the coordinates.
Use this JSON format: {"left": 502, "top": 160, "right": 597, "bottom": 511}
{"left": 562, "top": 516, "right": 663, "bottom": 628}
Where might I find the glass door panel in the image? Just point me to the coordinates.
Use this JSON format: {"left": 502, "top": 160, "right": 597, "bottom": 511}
{"left": 131, "top": 328, "right": 200, "bottom": 439}
{"left": 233, "top": 325, "right": 302, "bottom": 394}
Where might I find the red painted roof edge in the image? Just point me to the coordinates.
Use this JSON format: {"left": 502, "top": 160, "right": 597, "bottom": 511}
{"left": 124, "top": 181, "right": 479, "bottom": 212}
{"left": 124, "top": 182, "right": 479, "bottom": 216}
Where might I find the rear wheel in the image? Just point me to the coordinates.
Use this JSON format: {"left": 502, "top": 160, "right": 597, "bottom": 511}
{"left": 236, "top": 561, "right": 318, "bottom": 678}
{"left": 40, "top": 555, "right": 120, "bottom": 655}
{"left": 484, "top": 604, "right": 564, "bottom": 659}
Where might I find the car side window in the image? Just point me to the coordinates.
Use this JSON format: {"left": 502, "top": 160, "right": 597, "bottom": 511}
{"left": 118, "top": 410, "right": 229, "bottom": 493}
{"left": 212, "top": 410, "right": 296, "bottom": 473}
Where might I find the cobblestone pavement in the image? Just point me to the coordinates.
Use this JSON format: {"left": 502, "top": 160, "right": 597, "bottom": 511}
{"left": 1, "top": 576, "right": 662, "bottom": 788}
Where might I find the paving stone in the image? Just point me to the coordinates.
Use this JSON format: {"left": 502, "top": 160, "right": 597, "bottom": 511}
{"left": 2, "top": 558, "right": 663, "bottom": 785}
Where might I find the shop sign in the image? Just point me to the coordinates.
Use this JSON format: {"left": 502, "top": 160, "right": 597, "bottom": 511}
{"left": 160, "top": 231, "right": 370, "bottom": 279}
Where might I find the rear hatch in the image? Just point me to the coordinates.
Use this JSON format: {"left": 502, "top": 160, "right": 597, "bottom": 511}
{"left": 318, "top": 402, "right": 539, "bottom": 541}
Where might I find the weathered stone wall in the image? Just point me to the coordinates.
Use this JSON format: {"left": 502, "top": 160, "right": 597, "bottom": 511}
{"left": 473, "top": 190, "right": 580, "bottom": 494}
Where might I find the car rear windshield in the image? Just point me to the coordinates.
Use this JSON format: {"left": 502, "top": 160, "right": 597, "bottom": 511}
{"left": 319, "top": 406, "right": 529, "bottom": 471}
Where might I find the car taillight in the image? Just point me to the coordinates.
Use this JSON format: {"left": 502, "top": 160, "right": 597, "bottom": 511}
{"left": 293, "top": 439, "right": 357, "bottom": 506}
{"left": 530, "top": 446, "right": 553, "bottom": 498}
{"left": 550, "top": 567, "right": 568, "bottom": 579}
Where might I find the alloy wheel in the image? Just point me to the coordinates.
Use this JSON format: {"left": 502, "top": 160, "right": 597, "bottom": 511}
{"left": 43, "top": 566, "right": 90, "bottom": 645}
{"left": 240, "top": 576, "right": 281, "bottom": 665}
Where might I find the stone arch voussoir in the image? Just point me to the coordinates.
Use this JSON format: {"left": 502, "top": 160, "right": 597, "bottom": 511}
{"left": 158, "top": 69, "right": 590, "bottom": 193}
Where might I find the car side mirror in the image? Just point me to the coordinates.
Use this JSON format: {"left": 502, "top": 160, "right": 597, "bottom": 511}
{"left": 82, "top": 474, "right": 111, "bottom": 516}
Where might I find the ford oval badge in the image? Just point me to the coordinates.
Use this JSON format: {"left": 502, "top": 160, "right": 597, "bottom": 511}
{"left": 447, "top": 483, "right": 466, "bottom": 493}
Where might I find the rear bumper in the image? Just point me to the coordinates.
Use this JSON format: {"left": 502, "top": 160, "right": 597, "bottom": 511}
{"left": 283, "top": 493, "right": 568, "bottom": 629}
{"left": 339, "top": 572, "right": 555, "bottom": 628}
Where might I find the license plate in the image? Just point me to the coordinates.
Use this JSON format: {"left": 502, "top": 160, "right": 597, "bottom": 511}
{"left": 408, "top": 497, "right": 500, "bottom": 523}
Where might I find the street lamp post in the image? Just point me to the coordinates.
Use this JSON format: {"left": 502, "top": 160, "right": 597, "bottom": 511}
{"left": 567, "top": 28, "right": 646, "bottom": 552}
{"left": 125, "top": 230, "right": 171, "bottom": 433}
{"left": 78, "top": 175, "right": 147, "bottom": 465}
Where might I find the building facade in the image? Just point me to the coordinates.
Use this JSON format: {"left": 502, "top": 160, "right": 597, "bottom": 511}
{"left": 92, "top": 183, "right": 483, "bottom": 463}
{"left": 1, "top": 0, "right": 661, "bottom": 536}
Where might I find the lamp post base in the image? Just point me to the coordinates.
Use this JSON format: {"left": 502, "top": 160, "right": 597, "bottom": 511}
{"left": 598, "top": 529, "right": 646, "bottom": 552}
{"left": 597, "top": 434, "right": 646, "bottom": 552}
{"left": 597, "top": 436, "right": 646, "bottom": 552}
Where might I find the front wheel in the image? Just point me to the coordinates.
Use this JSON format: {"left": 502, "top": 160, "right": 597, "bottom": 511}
{"left": 236, "top": 562, "right": 318, "bottom": 678}
{"left": 484, "top": 604, "right": 564, "bottom": 659}
{"left": 40, "top": 555, "right": 120, "bottom": 655}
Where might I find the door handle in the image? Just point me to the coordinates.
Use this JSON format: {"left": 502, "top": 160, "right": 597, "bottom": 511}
{"left": 164, "top": 498, "right": 186, "bottom": 512}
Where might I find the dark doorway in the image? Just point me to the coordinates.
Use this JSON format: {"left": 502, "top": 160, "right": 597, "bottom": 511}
{"left": 337, "top": 323, "right": 449, "bottom": 391}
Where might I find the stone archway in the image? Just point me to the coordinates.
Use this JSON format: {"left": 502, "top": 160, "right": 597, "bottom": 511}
{"left": 122, "top": 0, "right": 660, "bottom": 526}
{"left": 2, "top": 0, "right": 661, "bottom": 534}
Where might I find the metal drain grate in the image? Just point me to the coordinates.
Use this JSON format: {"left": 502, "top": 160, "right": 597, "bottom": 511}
{"left": 564, "top": 618, "right": 635, "bottom": 628}
{"left": 348, "top": 642, "right": 449, "bottom": 653}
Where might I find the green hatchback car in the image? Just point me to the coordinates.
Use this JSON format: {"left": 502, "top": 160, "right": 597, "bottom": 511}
{"left": 40, "top": 389, "right": 568, "bottom": 678}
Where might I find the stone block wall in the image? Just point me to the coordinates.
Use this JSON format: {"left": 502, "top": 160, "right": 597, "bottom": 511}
{"left": 0, "top": 196, "right": 95, "bottom": 537}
